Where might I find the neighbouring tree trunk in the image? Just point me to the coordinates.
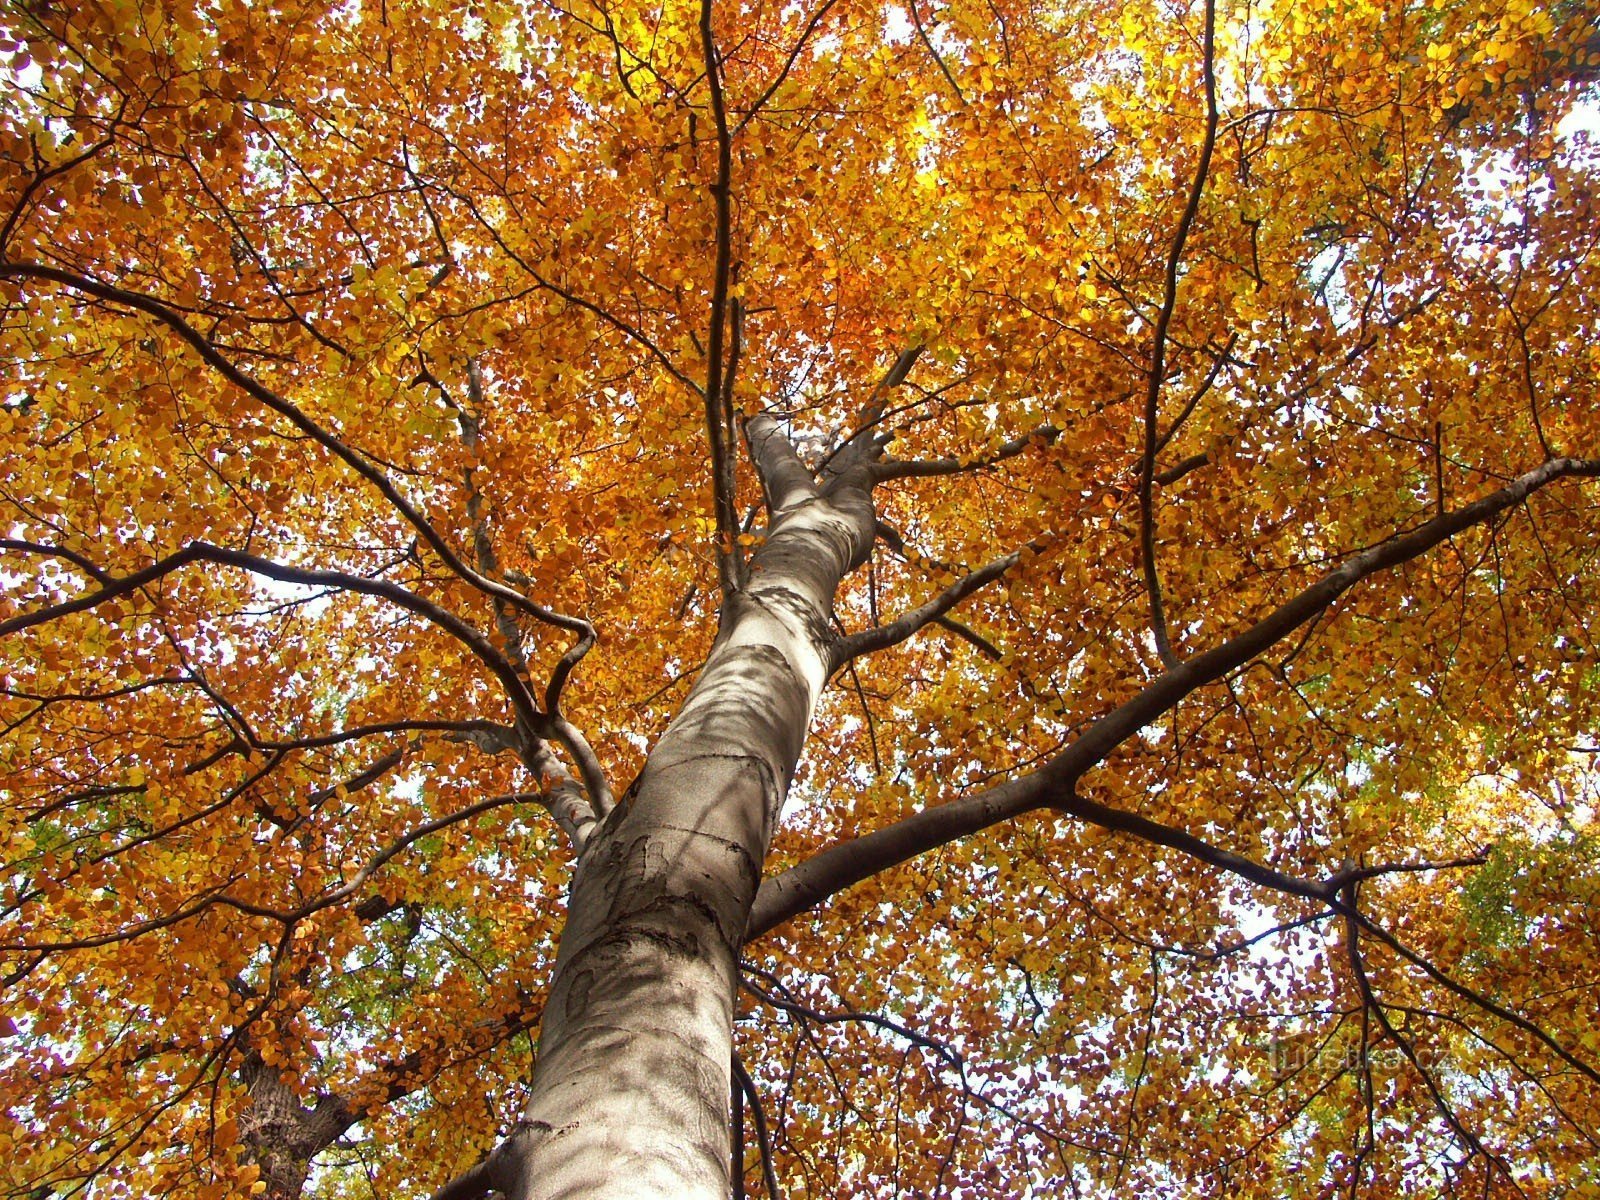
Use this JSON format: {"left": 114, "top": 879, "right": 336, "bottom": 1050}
{"left": 502, "top": 423, "right": 876, "bottom": 1199}
{"left": 238, "top": 1055, "right": 354, "bottom": 1200}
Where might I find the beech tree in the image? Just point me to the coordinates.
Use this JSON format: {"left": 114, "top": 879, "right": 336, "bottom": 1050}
{"left": 3, "top": 0, "right": 1600, "bottom": 1195}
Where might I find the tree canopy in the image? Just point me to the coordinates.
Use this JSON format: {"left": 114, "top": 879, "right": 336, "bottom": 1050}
{"left": 3, "top": 0, "right": 1600, "bottom": 1194}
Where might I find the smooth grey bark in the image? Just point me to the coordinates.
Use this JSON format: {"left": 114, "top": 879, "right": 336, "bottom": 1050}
{"left": 501, "top": 418, "right": 875, "bottom": 1200}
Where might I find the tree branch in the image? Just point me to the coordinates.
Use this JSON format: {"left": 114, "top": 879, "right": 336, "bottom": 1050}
{"left": 412, "top": 167, "right": 706, "bottom": 399}
{"left": 731, "top": 1053, "right": 782, "bottom": 1200}
{"left": 870, "top": 423, "right": 1060, "bottom": 482}
{"left": 933, "top": 615, "right": 1002, "bottom": 661}
{"left": 1154, "top": 451, "right": 1210, "bottom": 486}
{"left": 0, "top": 260, "right": 596, "bottom": 662}
{"left": 2, "top": 790, "right": 536, "bottom": 951}
{"left": 427, "top": 1155, "right": 501, "bottom": 1200}
{"left": 732, "top": 0, "right": 845, "bottom": 137}
{"left": 831, "top": 546, "right": 1026, "bottom": 670}
{"left": 0, "top": 540, "right": 551, "bottom": 744}
{"left": 288, "top": 746, "right": 406, "bottom": 828}
{"left": 1153, "top": 334, "right": 1235, "bottom": 457}
{"left": 1342, "top": 891, "right": 1504, "bottom": 1175}
{"left": 0, "top": 536, "right": 114, "bottom": 583}
{"left": 1137, "top": 0, "right": 1219, "bottom": 671}
{"left": 520, "top": 732, "right": 604, "bottom": 846}
{"left": 700, "top": 0, "right": 745, "bottom": 598}
{"left": 816, "top": 346, "right": 924, "bottom": 481}
{"left": 746, "top": 413, "right": 820, "bottom": 514}
{"left": 1347, "top": 906, "right": 1600, "bottom": 1090}
{"left": 456, "top": 361, "right": 608, "bottom": 813}
{"left": 906, "top": 0, "right": 965, "bottom": 104}
{"left": 749, "top": 455, "right": 1600, "bottom": 937}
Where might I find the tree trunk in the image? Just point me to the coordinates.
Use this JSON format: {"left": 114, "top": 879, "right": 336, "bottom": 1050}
{"left": 238, "top": 1056, "right": 353, "bottom": 1200}
{"left": 504, "top": 432, "right": 874, "bottom": 1199}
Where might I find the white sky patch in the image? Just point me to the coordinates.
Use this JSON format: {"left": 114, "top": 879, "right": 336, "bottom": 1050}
{"left": 1556, "top": 96, "right": 1600, "bottom": 144}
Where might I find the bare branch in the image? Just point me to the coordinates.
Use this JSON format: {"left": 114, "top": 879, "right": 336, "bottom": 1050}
{"left": 456, "top": 360, "right": 607, "bottom": 813}
{"left": 742, "top": 964, "right": 1068, "bottom": 1165}
{"left": 840, "top": 651, "right": 884, "bottom": 775}
{"left": 2, "top": 790, "right": 534, "bottom": 952}
{"left": 1323, "top": 853, "right": 1490, "bottom": 892}
{"left": 1511, "top": 311, "right": 1555, "bottom": 459}
{"left": 261, "top": 718, "right": 519, "bottom": 753}
{"left": 0, "top": 117, "right": 124, "bottom": 252}
{"left": 831, "top": 546, "right": 1027, "bottom": 670}
{"left": 291, "top": 746, "right": 406, "bottom": 827}
{"left": 731, "top": 1053, "right": 782, "bottom": 1200}
{"left": 733, "top": 0, "right": 845, "bottom": 137}
{"left": 906, "top": 0, "right": 965, "bottom": 103}
{"left": 1154, "top": 451, "right": 1210, "bottom": 486}
{"left": 523, "top": 727, "right": 605, "bottom": 841}
{"left": 0, "top": 537, "right": 113, "bottom": 583}
{"left": 877, "top": 345, "right": 925, "bottom": 397}
{"left": 1111, "top": 952, "right": 1162, "bottom": 1190}
{"left": 1151, "top": 281, "right": 1440, "bottom": 490}
{"left": 1349, "top": 908, "right": 1600, "bottom": 1090}
{"left": 700, "top": 0, "right": 745, "bottom": 598}
{"left": 933, "top": 615, "right": 1002, "bottom": 660}
{"left": 555, "top": 719, "right": 614, "bottom": 819}
{"left": 748, "top": 772, "right": 1334, "bottom": 946}
{"left": 870, "top": 423, "right": 1060, "bottom": 483}
{"left": 1153, "top": 334, "right": 1236, "bottom": 457}
{"left": 7, "top": 749, "right": 290, "bottom": 920}
{"left": 497, "top": 249, "right": 705, "bottom": 398}
{"left": 873, "top": 519, "right": 959, "bottom": 577}
{"left": 816, "top": 346, "right": 924, "bottom": 480}
{"left": 1137, "top": 0, "right": 1219, "bottom": 671}
{"left": 1342, "top": 892, "right": 1507, "bottom": 1177}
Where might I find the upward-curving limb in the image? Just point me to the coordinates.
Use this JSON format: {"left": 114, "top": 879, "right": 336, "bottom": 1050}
{"left": 751, "top": 454, "right": 1600, "bottom": 935}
